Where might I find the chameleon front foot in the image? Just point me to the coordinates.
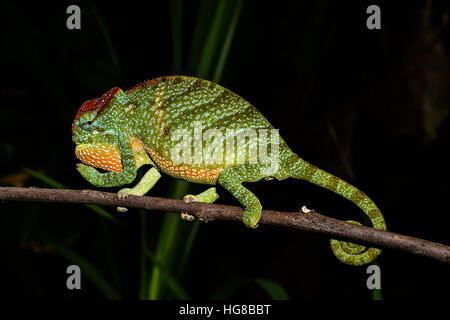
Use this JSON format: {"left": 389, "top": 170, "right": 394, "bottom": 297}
{"left": 117, "top": 188, "right": 132, "bottom": 212}
{"left": 118, "top": 188, "right": 133, "bottom": 199}
{"left": 116, "top": 167, "right": 161, "bottom": 212}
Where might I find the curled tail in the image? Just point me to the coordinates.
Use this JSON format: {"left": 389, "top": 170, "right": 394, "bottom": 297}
{"left": 281, "top": 152, "right": 386, "bottom": 266}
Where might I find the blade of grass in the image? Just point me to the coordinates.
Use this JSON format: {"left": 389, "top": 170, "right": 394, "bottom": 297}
{"left": 139, "top": 210, "right": 148, "bottom": 299}
{"left": 99, "top": 217, "right": 121, "bottom": 293}
{"left": 24, "top": 167, "right": 122, "bottom": 293}
{"left": 211, "top": 277, "right": 249, "bottom": 299}
{"left": 196, "top": 0, "right": 228, "bottom": 79}
{"left": 91, "top": 4, "right": 121, "bottom": 72}
{"left": 84, "top": 204, "right": 119, "bottom": 223}
{"left": 170, "top": 0, "right": 183, "bottom": 74}
{"left": 371, "top": 260, "right": 383, "bottom": 300}
{"left": 175, "top": 219, "right": 200, "bottom": 278}
{"left": 22, "top": 167, "right": 66, "bottom": 189}
{"left": 148, "top": 186, "right": 185, "bottom": 299}
{"left": 372, "top": 287, "right": 383, "bottom": 300}
{"left": 213, "top": 0, "right": 243, "bottom": 82}
{"left": 51, "top": 242, "right": 121, "bottom": 299}
{"left": 146, "top": 247, "right": 191, "bottom": 299}
{"left": 23, "top": 167, "right": 119, "bottom": 223}
{"left": 187, "top": 0, "right": 218, "bottom": 73}
{"left": 253, "top": 278, "right": 289, "bottom": 300}
{"left": 212, "top": 277, "right": 289, "bottom": 300}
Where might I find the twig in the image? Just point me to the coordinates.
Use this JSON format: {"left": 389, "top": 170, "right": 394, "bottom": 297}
{"left": 0, "top": 186, "right": 448, "bottom": 264}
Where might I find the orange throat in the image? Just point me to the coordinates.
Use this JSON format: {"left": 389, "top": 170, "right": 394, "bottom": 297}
{"left": 75, "top": 143, "right": 123, "bottom": 172}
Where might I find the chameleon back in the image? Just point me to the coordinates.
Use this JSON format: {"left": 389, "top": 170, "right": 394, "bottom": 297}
{"left": 124, "top": 76, "right": 286, "bottom": 182}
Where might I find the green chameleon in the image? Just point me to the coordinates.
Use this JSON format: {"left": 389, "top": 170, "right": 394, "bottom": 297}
{"left": 72, "top": 75, "right": 386, "bottom": 266}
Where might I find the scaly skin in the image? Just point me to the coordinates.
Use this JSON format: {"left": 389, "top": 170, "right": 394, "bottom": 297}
{"left": 72, "top": 75, "right": 386, "bottom": 266}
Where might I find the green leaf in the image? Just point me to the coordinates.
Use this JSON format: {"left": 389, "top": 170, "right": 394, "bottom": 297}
{"left": 146, "top": 248, "right": 191, "bottom": 300}
{"left": 372, "top": 288, "right": 383, "bottom": 300}
{"left": 91, "top": 4, "right": 120, "bottom": 72}
{"left": 211, "top": 277, "right": 249, "bottom": 299}
{"left": 23, "top": 167, "right": 66, "bottom": 189}
{"left": 213, "top": 0, "right": 243, "bottom": 82}
{"left": 147, "top": 202, "right": 185, "bottom": 299}
{"left": 51, "top": 242, "right": 121, "bottom": 299}
{"left": 212, "top": 277, "right": 289, "bottom": 300}
{"left": 139, "top": 210, "right": 148, "bottom": 299}
{"left": 170, "top": 0, "right": 183, "bottom": 74}
{"left": 23, "top": 167, "right": 119, "bottom": 223}
{"left": 253, "top": 278, "right": 289, "bottom": 300}
{"left": 196, "top": 0, "right": 228, "bottom": 79}
{"left": 175, "top": 219, "right": 201, "bottom": 278}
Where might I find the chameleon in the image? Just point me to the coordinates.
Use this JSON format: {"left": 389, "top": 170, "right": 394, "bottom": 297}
{"left": 72, "top": 75, "right": 386, "bottom": 266}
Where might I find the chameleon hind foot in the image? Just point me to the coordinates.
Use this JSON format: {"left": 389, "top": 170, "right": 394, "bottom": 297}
{"left": 217, "top": 164, "right": 265, "bottom": 229}
{"left": 184, "top": 187, "right": 220, "bottom": 204}
{"left": 242, "top": 208, "right": 261, "bottom": 229}
{"left": 180, "top": 195, "right": 199, "bottom": 221}
{"left": 116, "top": 167, "right": 161, "bottom": 212}
{"left": 181, "top": 187, "right": 220, "bottom": 221}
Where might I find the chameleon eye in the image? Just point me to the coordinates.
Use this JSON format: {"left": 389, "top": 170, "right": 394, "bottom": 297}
{"left": 81, "top": 119, "right": 95, "bottom": 131}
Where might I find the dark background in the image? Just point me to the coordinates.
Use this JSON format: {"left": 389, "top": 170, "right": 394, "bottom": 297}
{"left": 1, "top": 0, "right": 449, "bottom": 299}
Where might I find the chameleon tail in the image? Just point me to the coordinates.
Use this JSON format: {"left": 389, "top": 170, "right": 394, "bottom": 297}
{"left": 284, "top": 153, "right": 386, "bottom": 266}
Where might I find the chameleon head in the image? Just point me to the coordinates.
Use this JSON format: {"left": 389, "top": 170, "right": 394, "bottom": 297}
{"left": 72, "top": 87, "right": 124, "bottom": 172}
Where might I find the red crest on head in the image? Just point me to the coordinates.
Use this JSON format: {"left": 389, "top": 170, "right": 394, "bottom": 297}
{"left": 72, "top": 87, "right": 121, "bottom": 132}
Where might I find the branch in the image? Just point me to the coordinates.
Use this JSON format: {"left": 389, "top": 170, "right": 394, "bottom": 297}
{"left": 1, "top": 186, "right": 448, "bottom": 264}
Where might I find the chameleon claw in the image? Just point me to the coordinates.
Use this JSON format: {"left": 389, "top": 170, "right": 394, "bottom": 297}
{"left": 180, "top": 195, "right": 199, "bottom": 221}
{"left": 117, "top": 188, "right": 133, "bottom": 212}
{"left": 118, "top": 188, "right": 133, "bottom": 200}
{"left": 180, "top": 212, "right": 196, "bottom": 221}
{"left": 183, "top": 194, "right": 199, "bottom": 203}
{"left": 301, "top": 205, "right": 311, "bottom": 213}
{"left": 242, "top": 221, "right": 259, "bottom": 229}
{"left": 242, "top": 208, "right": 261, "bottom": 229}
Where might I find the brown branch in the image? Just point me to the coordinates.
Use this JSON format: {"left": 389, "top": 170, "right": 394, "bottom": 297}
{"left": 0, "top": 186, "right": 449, "bottom": 264}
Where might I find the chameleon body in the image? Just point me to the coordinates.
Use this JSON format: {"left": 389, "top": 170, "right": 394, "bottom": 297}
{"left": 72, "top": 75, "right": 386, "bottom": 266}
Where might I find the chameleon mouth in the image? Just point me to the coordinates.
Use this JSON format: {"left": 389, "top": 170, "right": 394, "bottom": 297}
{"left": 75, "top": 143, "right": 123, "bottom": 172}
